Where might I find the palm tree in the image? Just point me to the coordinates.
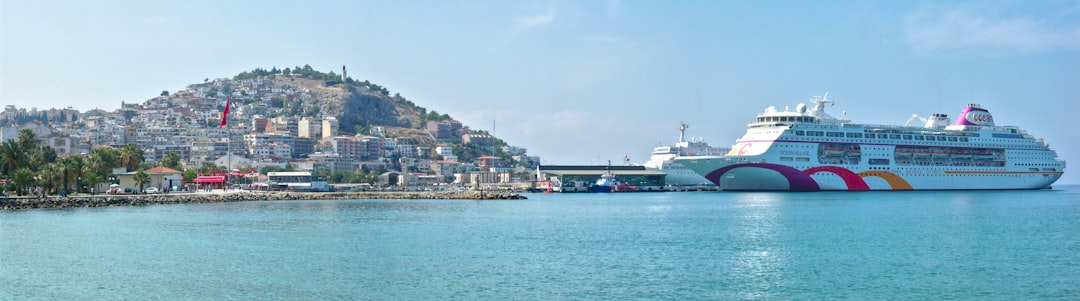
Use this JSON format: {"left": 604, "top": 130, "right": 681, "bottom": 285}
{"left": 90, "top": 147, "right": 120, "bottom": 175}
{"left": 38, "top": 163, "right": 63, "bottom": 194}
{"left": 134, "top": 169, "right": 150, "bottom": 193}
{"left": 16, "top": 129, "right": 37, "bottom": 151}
{"left": 12, "top": 168, "right": 35, "bottom": 196}
{"left": 82, "top": 172, "right": 103, "bottom": 194}
{"left": 0, "top": 141, "right": 23, "bottom": 176}
{"left": 35, "top": 145, "right": 58, "bottom": 169}
{"left": 160, "top": 150, "right": 182, "bottom": 170}
{"left": 119, "top": 144, "right": 144, "bottom": 172}
{"left": 61, "top": 156, "right": 85, "bottom": 193}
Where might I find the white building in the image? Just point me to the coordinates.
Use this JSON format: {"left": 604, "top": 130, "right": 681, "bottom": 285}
{"left": 435, "top": 146, "right": 454, "bottom": 157}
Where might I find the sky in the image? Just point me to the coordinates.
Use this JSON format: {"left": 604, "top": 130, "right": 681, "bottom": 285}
{"left": 2, "top": 0, "right": 1079, "bottom": 184}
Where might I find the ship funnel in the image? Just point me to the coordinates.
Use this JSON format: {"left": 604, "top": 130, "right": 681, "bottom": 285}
{"left": 924, "top": 113, "right": 950, "bottom": 128}
{"left": 954, "top": 103, "right": 995, "bottom": 127}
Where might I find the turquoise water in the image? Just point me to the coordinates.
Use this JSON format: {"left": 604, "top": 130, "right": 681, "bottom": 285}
{"left": 3, "top": 186, "right": 1080, "bottom": 300}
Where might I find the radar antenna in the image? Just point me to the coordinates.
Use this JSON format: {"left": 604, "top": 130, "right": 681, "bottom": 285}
{"left": 905, "top": 114, "right": 927, "bottom": 127}
{"left": 810, "top": 90, "right": 834, "bottom": 112}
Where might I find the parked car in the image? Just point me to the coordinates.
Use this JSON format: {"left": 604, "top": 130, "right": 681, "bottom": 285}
{"left": 144, "top": 187, "right": 160, "bottom": 194}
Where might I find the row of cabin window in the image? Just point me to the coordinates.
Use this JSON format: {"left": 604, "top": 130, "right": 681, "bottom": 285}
{"left": 794, "top": 130, "right": 971, "bottom": 142}
{"left": 759, "top": 116, "right": 815, "bottom": 123}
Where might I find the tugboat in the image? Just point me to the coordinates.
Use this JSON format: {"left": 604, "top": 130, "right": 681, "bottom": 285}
{"left": 587, "top": 160, "right": 644, "bottom": 192}
{"left": 588, "top": 172, "right": 618, "bottom": 193}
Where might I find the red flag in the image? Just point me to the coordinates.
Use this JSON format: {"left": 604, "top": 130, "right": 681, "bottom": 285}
{"left": 219, "top": 97, "right": 231, "bottom": 128}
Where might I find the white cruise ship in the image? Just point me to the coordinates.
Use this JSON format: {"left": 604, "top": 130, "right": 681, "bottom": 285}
{"left": 675, "top": 93, "right": 1066, "bottom": 191}
{"left": 643, "top": 122, "right": 729, "bottom": 187}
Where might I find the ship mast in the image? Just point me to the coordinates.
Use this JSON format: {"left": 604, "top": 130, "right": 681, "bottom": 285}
{"left": 678, "top": 121, "right": 688, "bottom": 144}
{"left": 810, "top": 91, "right": 833, "bottom": 113}
{"left": 677, "top": 121, "right": 689, "bottom": 156}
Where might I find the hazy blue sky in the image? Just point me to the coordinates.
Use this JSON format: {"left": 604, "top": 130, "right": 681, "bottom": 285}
{"left": 3, "top": 0, "right": 1079, "bottom": 184}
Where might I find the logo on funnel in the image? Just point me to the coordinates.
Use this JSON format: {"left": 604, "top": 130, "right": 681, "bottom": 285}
{"left": 965, "top": 111, "right": 994, "bottom": 126}
{"left": 956, "top": 106, "right": 995, "bottom": 127}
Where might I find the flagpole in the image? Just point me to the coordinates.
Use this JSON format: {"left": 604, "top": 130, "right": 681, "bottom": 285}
{"left": 220, "top": 96, "right": 232, "bottom": 191}
{"left": 228, "top": 128, "right": 231, "bottom": 190}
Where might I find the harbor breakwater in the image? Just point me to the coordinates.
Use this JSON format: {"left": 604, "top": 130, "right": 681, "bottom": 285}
{"left": 0, "top": 190, "right": 526, "bottom": 210}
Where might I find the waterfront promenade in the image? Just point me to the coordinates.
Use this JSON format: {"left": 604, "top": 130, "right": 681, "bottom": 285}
{"left": 0, "top": 189, "right": 526, "bottom": 210}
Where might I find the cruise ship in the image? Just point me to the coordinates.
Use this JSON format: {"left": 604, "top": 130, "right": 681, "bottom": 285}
{"left": 675, "top": 93, "right": 1066, "bottom": 191}
{"left": 643, "top": 122, "right": 729, "bottom": 187}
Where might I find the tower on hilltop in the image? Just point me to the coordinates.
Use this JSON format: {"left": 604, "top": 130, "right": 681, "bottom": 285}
{"left": 342, "top": 65, "right": 347, "bottom": 82}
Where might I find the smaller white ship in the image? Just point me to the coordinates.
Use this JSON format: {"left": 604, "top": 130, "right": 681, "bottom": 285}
{"left": 643, "top": 122, "right": 730, "bottom": 187}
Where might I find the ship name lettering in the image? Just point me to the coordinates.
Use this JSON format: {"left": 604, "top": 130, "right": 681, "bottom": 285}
{"left": 779, "top": 150, "right": 810, "bottom": 156}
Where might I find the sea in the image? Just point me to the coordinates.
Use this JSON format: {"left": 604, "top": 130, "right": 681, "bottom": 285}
{"left": 3, "top": 186, "right": 1080, "bottom": 300}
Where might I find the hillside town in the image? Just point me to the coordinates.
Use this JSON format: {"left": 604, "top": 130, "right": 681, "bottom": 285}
{"left": 0, "top": 66, "right": 540, "bottom": 194}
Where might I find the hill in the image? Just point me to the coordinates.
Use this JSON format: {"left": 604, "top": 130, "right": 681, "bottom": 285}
{"left": 227, "top": 65, "right": 521, "bottom": 165}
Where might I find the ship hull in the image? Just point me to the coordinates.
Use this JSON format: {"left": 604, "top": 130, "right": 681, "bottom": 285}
{"left": 676, "top": 97, "right": 1065, "bottom": 191}
{"left": 588, "top": 185, "right": 614, "bottom": 193}
{"left": 676, "top": 156, "right": 1063, "bottom": 191}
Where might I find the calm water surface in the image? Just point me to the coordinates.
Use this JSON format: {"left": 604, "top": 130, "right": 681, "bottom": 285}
{"left": 3, "top": 186, "right": 1080, "bottom": 300}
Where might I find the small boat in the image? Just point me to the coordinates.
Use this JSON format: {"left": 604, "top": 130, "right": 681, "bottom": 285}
{"left": 588, "top": 173, "right": 618, "bottom": 193}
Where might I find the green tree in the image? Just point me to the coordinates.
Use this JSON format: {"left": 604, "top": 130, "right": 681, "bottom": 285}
{"left": 61, "top": 156, "right": 85, "bottom": 192}
{"left": 182, "top": 169, "right": 198, "bottom": 183}
{"left": 259, "top": 166, "right": 290, "bottom": 174}
{"left": 134, "top": 169, "right": 150, "bottom": 193}
{"left": 16, "top": 129, "right": 37, "bottom": 150}
{"left": 331, "top": 171, "right": 351, "bottom": 184}
{"left": 161, "top": 90, "right": 169, "bottom": 96}
{"left": 138, "top": 162, "right": 153, "bottom": 171}
{"left": 0, "top": 141, "right": 24, "bottom": 176}
{"left": 312, "top": 168, "right": 330, "bottom": 178}
{"left": 89, "top": 147, "right": 120, "bottom": 177}
{"left": 82, "top": 172, "right": 102, "bottom": 194}
{"left": 12, "top": 168, "right": 35, "bottom": 196}
{"left": 36, "top": 145, "right": 58, "bottom": 168}
{"left": 160, "top": 150, "right": 182, "bottom": 170}
{"left": 38, "top": 163, "right": 63, "bottom": 194}
{"left": 201, "top": 162, "right": 219, "bottom": 174}
{"left": 120, "top": 144, "right": 143, "bottom": 172}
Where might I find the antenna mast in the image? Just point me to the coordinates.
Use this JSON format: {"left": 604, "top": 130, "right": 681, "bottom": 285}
{"left": 678, "top": 121, "right": 688, "bottom": 144}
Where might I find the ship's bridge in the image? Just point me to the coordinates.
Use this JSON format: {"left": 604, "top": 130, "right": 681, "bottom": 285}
{"left": 751, "top": 92, "right": 851, "bottom": 127}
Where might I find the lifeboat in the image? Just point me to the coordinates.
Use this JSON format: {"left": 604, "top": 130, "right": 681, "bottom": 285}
{"left": 895, "top": 148, "right": 913, "bottom": 157}
{"left": 951, "top": 149, "right": 972, "bottom": 159}
{"left": 931, "top": 148, "right": 949, "bottom": 159}
{"left": 913, "top": 149, "right": 931, "bottom": 158}
{"left": 824, "top": 146, "right": 846, "bottom": 156}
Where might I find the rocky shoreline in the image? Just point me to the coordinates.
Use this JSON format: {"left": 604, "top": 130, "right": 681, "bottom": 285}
{"left": 0, "top": 190, "right": 527, "bottom": 210}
